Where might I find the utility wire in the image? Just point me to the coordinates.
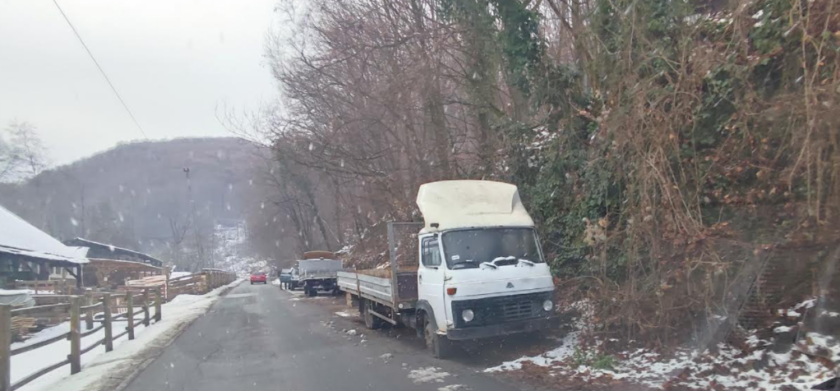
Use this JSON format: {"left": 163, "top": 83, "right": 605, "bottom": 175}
{"left": 51, "top": 0, "right": 148, "bottom": 139}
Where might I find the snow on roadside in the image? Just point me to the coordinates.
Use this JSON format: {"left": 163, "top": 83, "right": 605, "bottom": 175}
{"left": 486, "top": 331, "right": 840, "bottom": 390}
{"left": 334, "top": 311, "right": 354, "bottom": 318}
{"left": 12, "top": 323, "right": 71, "bottom": 350}
{"left": 408, "top": 367, "right": 450, "bottom": 384}
{"left": 20, "top": 279, "right": 243, "bottom": 391}
{"left": 484, "top": 297, "right": 840, "bottom": 390}
{"left": 13, "top": 314, "right": 150, "bottom": 390}
{"left": 484, "top": 331, "right": 579, "bottom": 373}
{"left": 271, "top": 278, "right": 281, "bottom": 286}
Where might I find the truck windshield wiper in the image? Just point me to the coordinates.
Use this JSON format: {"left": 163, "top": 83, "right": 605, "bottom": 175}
{"left": 480, "top": 262, "right": 498, "bottom": 269}
{"left": 517, "top": 259, "right": 535, "bottom": 267}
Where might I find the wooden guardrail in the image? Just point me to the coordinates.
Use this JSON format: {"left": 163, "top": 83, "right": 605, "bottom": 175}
{"left": 166, "top": 270, "right": 235, "bottom": 301}
{"left": 0, "top": 288, "right": 163, "bottom": 391}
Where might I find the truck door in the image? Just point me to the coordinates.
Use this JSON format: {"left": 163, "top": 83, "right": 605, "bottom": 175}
{"left": 418, "top": 235, "right": 448, "bottom": 331}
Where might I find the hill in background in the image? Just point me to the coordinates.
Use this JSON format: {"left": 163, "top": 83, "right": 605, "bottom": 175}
{"left": 0, "top": 137, "right": 264, "bottom": 268}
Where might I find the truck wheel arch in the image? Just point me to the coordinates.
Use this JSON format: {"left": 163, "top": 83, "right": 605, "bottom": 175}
{"left": 415, "top": 300, "right": 438, "bottom": 333}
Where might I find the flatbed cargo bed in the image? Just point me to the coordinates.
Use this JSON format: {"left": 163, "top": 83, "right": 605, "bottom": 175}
{"left": 337, "top": 270, "right": 418, "bottom": 309}
{"left": 339, "top": 222, "right": 423, "bottom": 309}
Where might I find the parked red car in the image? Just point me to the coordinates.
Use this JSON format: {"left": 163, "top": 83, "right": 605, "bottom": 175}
{"left": 250, "top": 272, "right": 267, "bottom": 285}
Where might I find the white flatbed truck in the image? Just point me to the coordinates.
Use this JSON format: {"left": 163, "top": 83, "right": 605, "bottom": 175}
{"left": 339, "top": 180, "right": 556, "bottom": 358}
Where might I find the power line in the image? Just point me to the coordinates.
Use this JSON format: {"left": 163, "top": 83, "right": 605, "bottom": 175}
{"left": 51, "top": 0, "right": 148, "bottom": 139}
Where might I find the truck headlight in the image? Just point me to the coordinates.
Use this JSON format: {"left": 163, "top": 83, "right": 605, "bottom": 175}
{"left": 542, "top": 300, "right": 553, "bottom": 312}
{"left": 462, "top": 309, "right": 475, "bottom": 322}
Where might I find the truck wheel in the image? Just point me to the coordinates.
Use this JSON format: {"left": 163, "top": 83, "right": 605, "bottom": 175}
{"left": 362, "top": 300, "right": 382, "bottom": 329}
{"left": 308, "top": 287, "right": 318, "bottom": 297}
{"left": 424, "top": 317, "right": 452, "bottom": 359}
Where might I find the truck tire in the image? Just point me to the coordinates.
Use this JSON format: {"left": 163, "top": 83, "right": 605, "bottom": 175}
{"left": 424, "top": 317, "right": 453, "bottom": 359}
{"left": 307, "top": 286, "right": 318, "bottom": 297}
{"left": 362, "top": 300, "right": 382, "bottom": 330}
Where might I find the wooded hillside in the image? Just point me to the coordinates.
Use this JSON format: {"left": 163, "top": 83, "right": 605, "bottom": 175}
{"left": 254, "top": 0, "right": 840, "bottom": 344}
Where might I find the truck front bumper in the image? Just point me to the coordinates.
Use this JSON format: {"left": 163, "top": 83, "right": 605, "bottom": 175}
{"left": 445, "top": 316, "right": 553, "bottom": 340}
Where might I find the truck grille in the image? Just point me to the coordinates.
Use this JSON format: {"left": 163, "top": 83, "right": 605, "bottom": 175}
{"left": 451, "top": 292, "right": 552, "bottom": 328}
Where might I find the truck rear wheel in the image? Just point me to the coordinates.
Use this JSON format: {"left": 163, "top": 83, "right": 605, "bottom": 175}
{"left": 362, "top": 300, "right": 382, "bottom": 330}
{"left": 424, "top": 317, "right": 453, "bottom": 359}
{"left": 307, "top": 285, "right": 318, "bottom": 297}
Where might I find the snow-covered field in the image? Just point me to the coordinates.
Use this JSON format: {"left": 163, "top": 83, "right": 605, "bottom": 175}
{"left": 17, "top": 279, "right": 242, "bottom": 391}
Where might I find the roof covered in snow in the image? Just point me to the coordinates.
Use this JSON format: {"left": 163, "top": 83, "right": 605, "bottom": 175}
{"left": 67, "top": 246, "right": 90, "bottom": 259}
{"left": 63, "top": 238, "right": 163, "bottom": 267}
{"left": 416, "top": 180, "right": 534, "bottom": 233}
{"left": 0, "top": 204, "right": 89, "bottom": 264}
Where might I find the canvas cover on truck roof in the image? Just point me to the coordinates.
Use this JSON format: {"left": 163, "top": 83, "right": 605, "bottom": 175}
{"left": 416, "top": 180, "right": 534, "bottom": 233}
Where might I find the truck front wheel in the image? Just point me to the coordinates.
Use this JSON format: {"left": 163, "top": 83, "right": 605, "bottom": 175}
{"left": 424, "top": 317, "right": 453, "bottom": 359}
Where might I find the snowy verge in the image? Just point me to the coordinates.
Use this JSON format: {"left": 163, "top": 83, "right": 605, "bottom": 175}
{"left": 486, "top": 331, "right": 840, "bottom": 390}
{"left": 23, "top": 279, "right": 243, "bottom": 391}
{"left": 485, "top": 298, "right": 839, "bottom": 390}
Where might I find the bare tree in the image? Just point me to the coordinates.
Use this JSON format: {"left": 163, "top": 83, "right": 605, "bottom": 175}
{"left": 0, "top": 121, "right": 49, "bottom": 181}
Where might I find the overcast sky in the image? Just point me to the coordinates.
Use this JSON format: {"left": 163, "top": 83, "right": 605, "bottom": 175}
{"left": 0, "top": 0, "right": 279, "bottom": 166}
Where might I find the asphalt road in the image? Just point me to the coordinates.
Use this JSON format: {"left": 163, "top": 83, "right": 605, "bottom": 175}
{"left": 122, "top": 282, "right": 526, "bottom": 391}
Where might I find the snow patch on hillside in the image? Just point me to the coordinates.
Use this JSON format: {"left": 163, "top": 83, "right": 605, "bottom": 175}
{"left": 214, "top": 223, "right": 270, "bottom": 276}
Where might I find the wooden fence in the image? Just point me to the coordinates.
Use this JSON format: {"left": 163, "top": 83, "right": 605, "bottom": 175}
{"left": 0, "top": 270, "right": 236, "bottom": 391}
{"left": 0, "top": 288, "right": 162, "bottom": 391}
{"left": 166, "top": 269, "right": 235, "bottom": 301}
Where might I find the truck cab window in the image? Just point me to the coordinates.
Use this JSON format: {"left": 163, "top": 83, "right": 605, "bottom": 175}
{"left": 422, "top": 238, "right": 442, "bottom": 268}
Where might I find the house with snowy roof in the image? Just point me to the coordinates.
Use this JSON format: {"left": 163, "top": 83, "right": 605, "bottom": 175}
{"left": 0, "top": 204, "right": 88, "bottom": 290}
{"left": 63, "top": 238, "right": 165, "bottom": 288}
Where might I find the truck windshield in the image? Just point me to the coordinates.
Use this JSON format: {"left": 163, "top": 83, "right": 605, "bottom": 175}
{"left": 441, "top": 228, "right": 543, "bottom": 269}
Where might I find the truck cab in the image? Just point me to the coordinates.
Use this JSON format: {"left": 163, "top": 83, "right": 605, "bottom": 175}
{"left": 414, "top": 181, "right": 555, "bottom": 354}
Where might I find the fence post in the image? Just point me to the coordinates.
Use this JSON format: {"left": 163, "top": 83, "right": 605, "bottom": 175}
{"left": 164, "top": 267, "right": 170, "bottom": 301}
{"left": 103, "top": 293, "right": 113, "bottom": 352}
{"left": 126, "top": 292, "right": 135, "bottom": 340}
{"left": 142, "top": 289, "right": 150, "bottom": 327}
{"left": 84, "top": 292, "right": 93, "bottom": 330}
{"left": 154, "top": 287, "right": 162, "bottom": 322}
{"left": 69, "top": 296, "right": 81, "bottom": 374}
{"left": 0, "top": 305, "right": 11, "bottom": 391}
